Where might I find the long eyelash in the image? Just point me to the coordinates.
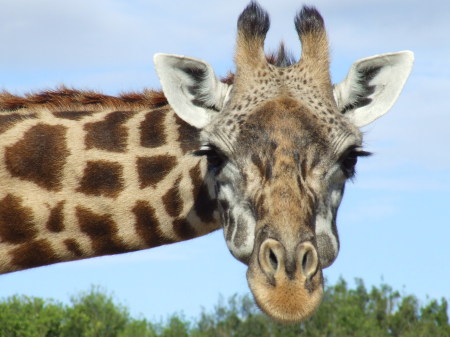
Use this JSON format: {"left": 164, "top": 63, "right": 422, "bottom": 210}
{"left": 355, "top": 150, "right": 373, "bottom": 157}
{"left": 347, "top": 150, "right": 373, "bottom": 181}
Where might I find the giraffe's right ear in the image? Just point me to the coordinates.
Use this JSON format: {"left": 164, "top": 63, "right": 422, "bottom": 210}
{"left": 333, "top": 51, "right": 414, "bottom": 128}
{"left": 154, "top": 53, "right": 232, "bottom": 129}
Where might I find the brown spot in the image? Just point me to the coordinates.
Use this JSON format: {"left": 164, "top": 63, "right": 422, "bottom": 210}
{"left": 46, "top": 201, "right": 65, "bottom": 233}
{"left": 11, "top": 239, "right": 59, "bottom": 269}
{"left": 0, "top": 113, "right": 37, "bottom": 134}
{"left": 76, "top": 206, "right": 127, "bottom": 255}
{"left": 189, "top": 163, "right": 216, "bottom": 223}
{"left": 0, "top": 194, "right": 37, "bottom": 244}
{"left": 255, "top": 194, "right": 267, "bottom": 221}
{"left": 251, "top": 154, "right": 265, "bottom": 179}
{"left": 53, "top": 110, "right": 96, "bottom": 120}
{"left": 162, "top": 176, "right": 183, "bottom": 217}
{"left": 5, "top": 124, "right": 69, "bottom": 191}
{"left": 77, "top": 161, "right": 124, "bottom": 198}
{"left": 136, "top": 155, "right": 177, "bottom": 189}
{"left": 139, "top": 108, "right": 167, "bottom": 148}
{"left": 132, "top": 201, "right": 175, "bottom": 247}
{"left": 64, "top": 239, "right": 83, "bottom": 257}
{"left": 172, "top": 218, "right": 196, "bottom": 240}
{"left": 174, "top": 114, "right": 201, "bottom": 153}
{"left": 84, "top": 111, "right": 134, "bottom": 152}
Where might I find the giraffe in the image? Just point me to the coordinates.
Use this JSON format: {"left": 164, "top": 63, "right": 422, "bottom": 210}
{"left": 0, "top": 2, "right": 413, "bottom": 323}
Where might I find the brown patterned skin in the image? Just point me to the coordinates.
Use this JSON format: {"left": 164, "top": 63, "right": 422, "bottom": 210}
{"left": 0, "top": 89, "right": 219, "bottom": 273}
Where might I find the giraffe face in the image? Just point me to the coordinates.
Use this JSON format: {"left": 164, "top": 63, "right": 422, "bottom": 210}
{"left": 155, "top": 1, "right": 413, "bottom": 324}
{"left": 202, "top": 97, "right": 363, "bottom": 269}
{"left": 200, "top": 95, "right": 363, "bottom": 322}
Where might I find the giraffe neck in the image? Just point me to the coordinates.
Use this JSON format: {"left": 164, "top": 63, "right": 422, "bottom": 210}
{"left": 0, "top": 89, "right": 220, "bottom": 274}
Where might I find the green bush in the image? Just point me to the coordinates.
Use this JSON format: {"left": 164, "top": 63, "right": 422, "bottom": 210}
{"left": 0, "top": 279, "right": 448, "bottom": 337}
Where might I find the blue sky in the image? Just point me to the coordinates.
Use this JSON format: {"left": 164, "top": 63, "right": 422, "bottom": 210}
{"left": 0, "top": 0, "right": 449, "bottom": 321}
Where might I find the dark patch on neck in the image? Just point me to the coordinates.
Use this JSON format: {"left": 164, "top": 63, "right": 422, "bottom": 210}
{"left": 84, "top": 111, "right": 134, "bottom": 152}
{"left": 162, "top": 176, "right": 184, "bottom": 218}
{"left": 53, "top": 110, "right": 96, "bottom": 121}
{"left": 0, "top": 194, "right": 37, "bottom": 244}
{"left": 64, "top": 239, "right": 83, "bottom": 257}
{"left": 174, "top": 114, "right": 201, "bottom": 154}
{"left": 76, "top": 206, "right": 128, "bottom": 255}
{"left": 172, "top": 218, "right": 196, "bottom": 241}
{"left": 189, "top": 163, "right": 216, "bottom": 223}
{"left": 132, "top": 201, "right": 175, "bottom": 247}
{"left": 10, "top": 239, "right": 60, "bottom": 270}
{"left": 0, "top": 113, "right": 37, "bottom": 134}
{"left": 46, "top": 201, "right": 65, "bottom": 233}
{"left": 5, "top": 124, "right": 69, "bottom": 191}
{"left": 136, "top": 155, "right": 177, "bottom": 189}
{"left": 140, "top": 108, "right": 168, "bottom": 148}
{"left": 77, "top": 161, "right": 124, "bottom": 198}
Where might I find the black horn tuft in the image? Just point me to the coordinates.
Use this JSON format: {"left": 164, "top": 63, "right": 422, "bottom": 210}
{"left": 238, "top": 1, "right": 270, "bottom": 39}
{"left": 294, "top": 6, "right": 324, "bottom": 35}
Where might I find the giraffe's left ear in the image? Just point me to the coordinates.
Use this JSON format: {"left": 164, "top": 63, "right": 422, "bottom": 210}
{"left": 333, "top": 51, "right": 414, "bottom": 128}
{"left": 154, "top": 53, "right": 231, "bottom": 129}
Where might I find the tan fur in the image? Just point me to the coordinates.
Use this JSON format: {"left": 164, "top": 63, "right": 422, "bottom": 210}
{"left": 0, "top": 95, "right": 220, "bottom": 273}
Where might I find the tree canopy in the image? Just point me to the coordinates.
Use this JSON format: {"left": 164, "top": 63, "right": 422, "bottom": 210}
{"left": 0, "top": 278, "right": 448, "bottom": 337}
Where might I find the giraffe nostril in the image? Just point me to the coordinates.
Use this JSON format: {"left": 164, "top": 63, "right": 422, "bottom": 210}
{"left": 269, "top": 249, "right": 278, "bottom": 271}
{"left": 258, "top": 239, "right": 284, "bottom": 279}
{"left": 299, "top": 242, "right": 319, "bottom": 279}
{"left": 302, "top": 250, "right": 312, "bottom": 274}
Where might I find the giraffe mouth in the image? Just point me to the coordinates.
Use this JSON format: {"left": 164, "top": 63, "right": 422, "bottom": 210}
{"left": 246, "top": 237, "right": 324, "bottom": 323}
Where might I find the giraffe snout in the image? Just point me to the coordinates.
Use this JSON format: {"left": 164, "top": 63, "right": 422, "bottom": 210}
{"left": 247, "top": 236, "right": 323, "bottom": 323}
{"left": 258, "top": 239, "right": 319, "bottom": 283}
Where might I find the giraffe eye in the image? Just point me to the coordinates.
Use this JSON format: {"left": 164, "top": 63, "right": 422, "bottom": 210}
{"left": 341, "top": 148, "right": 372, "bottom": 178}
{"left": 194, "top": 146, "right": 226, "bottom": 172}
{"left": 341, "top": 152, "right": 358, "bottom": 178}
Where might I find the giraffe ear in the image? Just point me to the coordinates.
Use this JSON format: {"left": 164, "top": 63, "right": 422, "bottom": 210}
{"left": 154, "top": 53, "right": 231, "bottom": 129}
{"left": 333, "top": 51, "right": 414, "bottom": 128}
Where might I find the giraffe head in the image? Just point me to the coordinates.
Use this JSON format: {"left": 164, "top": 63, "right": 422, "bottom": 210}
{"left": 154, "top": 2, "right": 413, "bottom": 323}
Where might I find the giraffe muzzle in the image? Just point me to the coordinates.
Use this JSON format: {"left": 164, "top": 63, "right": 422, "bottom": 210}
{"left": 258, "top": 239, "right": 319, "bottom": 282}
{"left": 247, "top": 237, "right": 323, "bottom": 323}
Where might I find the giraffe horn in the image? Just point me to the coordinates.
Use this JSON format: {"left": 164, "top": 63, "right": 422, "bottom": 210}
{"left": 235, "top": 2, "right": 270, "bottom": 78}
{"left": 294, "top": 7, "right": 331, "bottom": 85}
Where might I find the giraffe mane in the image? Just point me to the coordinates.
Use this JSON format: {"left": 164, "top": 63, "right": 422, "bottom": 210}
{"left": 0, "top": 86, "right": 168, "bottom": 112}
{"left": 0, "top": 47, "right": 293, "bottom": 112}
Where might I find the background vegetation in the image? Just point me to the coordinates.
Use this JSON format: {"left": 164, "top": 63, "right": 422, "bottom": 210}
{"left": 0, "top": 278, "right": 448, "bottom": 337}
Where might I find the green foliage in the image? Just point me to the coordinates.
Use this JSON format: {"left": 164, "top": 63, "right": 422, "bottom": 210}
{"left": 0, "top": 295, "right": 64, "bottom": 337}
{"left": 0, "top": 279, "right": 448, "bottom": 337}
{"left": 60, "top": 286, "right": 129, "bottom": 337}
{"left": 118, "top": 319, "right": 157, "bottom": 337}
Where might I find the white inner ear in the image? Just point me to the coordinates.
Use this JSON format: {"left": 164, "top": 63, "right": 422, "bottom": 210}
{"left": 154, "top": 53, "right": 231, "bottom": 129}
{"left": 334, "top": 51, "right": 414, "bottom": 128}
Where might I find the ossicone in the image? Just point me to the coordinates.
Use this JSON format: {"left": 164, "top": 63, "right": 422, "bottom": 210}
{"left": 237, "top": 1, "right": 270, "bottom": 39}
{"left": 294, "top": 6, "right": 325, "bottom": 36}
